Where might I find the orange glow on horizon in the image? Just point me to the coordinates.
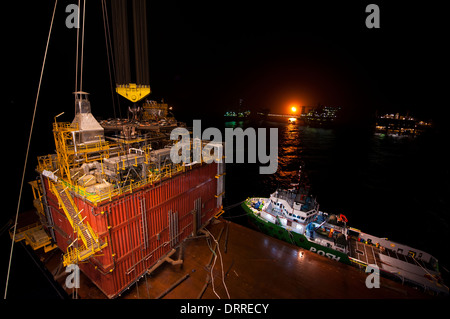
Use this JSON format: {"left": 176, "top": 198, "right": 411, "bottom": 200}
{"left": 291, "top": 106, "right": 297, "bottom": 113}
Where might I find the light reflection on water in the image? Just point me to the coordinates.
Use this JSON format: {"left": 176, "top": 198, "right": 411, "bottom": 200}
{"left": 222, "top": 120, "right": 449, "bottom": 272}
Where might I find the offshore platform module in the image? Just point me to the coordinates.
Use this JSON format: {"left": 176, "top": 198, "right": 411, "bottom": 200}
{"left": 30, "top": 91, "right": 225, "bottom": 298}
{"left": 12, "top": 0, "right": 225, "bottom": 298}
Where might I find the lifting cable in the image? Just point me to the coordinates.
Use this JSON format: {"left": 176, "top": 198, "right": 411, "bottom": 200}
{"left": 74, "top": 0, "right": 80, "bottom": 97}
{"left": 110, "top": 0, "right": 131, "bottom": 84}
{"left": 75, "top": 0, "right": 86, "bottom": 94}
{"left": 132, "top": 0, "right": 150, "bottom": 85}
{"left": 4, "top": 0, "right": 58, "bottom": 299}
{"left": 110, "top": 0, "right": 149, "bottom": 86}
{"left": 79, "top": 0, "right": 86, "bottom": 92}
{"left": 101, "top": 0, "right": 120, "bottom": 118}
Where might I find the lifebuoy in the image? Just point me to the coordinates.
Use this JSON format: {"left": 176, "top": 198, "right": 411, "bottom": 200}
{"left": 339, "top": 214, "right": 348, "bottom": 223}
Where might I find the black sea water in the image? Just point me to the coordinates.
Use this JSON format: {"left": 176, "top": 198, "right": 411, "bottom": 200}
{"left": 219, "top": 119, "right": 450, "bottom": 281}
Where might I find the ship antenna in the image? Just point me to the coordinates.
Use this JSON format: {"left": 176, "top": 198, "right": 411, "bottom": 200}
{"left": 4, "top": 0, "right": 58, "bottom": 299}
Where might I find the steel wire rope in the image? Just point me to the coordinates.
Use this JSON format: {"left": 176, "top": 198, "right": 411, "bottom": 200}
{"left": 224, "top": 200, "right": 245, "bottom": 211}
{"left": 79, "top": 0, "right": 86, "bottom": 91}
{"left": 132, "top": 0, "right": 150, "bottom": 85}
{"left": 74, "top": 0, "right": 80, "bottom": 112}
{"left": 205, "top": 236, "right": 220, "bottom": 299}
{"left": 101, "top": 0, "right": 118, "bottom": 118}
{"left": 111, "top": 0, "right": 131, "bottom": 84}
{"left": 4, "top": 0, "right": 58, "bottom": 299}
{"left": 104, "top": 0, "right": 122, "bottom": 117}
{"left": 206, "top": 229, "right": 230, "bottom": 299}
{"left": 219, "top": 200, "right": 247, "bottom": 219}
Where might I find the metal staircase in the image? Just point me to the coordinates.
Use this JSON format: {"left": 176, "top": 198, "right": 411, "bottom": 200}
{"left": 50, "top": 182, "right": 107, "bottom": 266}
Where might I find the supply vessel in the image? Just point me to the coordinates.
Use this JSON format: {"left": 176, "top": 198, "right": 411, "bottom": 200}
{"left": 242, "top": 167, "right": 449, "bottom": 295}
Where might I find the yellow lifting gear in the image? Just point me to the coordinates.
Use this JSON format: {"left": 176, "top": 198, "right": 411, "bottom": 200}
{"left": 116, "top": 83, "right": 151, "bottom": 103}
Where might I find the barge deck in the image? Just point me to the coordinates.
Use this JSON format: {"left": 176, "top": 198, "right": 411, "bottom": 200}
{"left": 8, "top": 210, "right": 431, "bottom": 299}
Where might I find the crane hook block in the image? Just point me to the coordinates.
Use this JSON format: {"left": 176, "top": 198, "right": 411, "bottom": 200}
{"left": 116, "top": 83, "right": 151, "bottom": 103}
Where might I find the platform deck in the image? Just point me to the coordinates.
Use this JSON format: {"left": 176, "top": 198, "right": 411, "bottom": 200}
{"left": 41, "top": 218, "right": 429, "bottom": 299}
{"left": 11, "top": 210, "right": 431, "bottom": 299}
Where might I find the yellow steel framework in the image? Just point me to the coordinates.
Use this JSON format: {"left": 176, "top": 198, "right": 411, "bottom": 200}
{"left": 37, "top": 122, "right": 225, "bottom": 212}
{"left": 116, "top": 83, "right": 151, "bottom": 103}
{"left": 53, "top": 122, "right": 77, "bottom": 179}
{"left": 52, "top": 122, "right": 112, "bottom": 180}
{"left": 50, "top": 181, "right": 107, "bottom": 266}
{"left": 35, "top": 119, "right": 224, "bottom": 265}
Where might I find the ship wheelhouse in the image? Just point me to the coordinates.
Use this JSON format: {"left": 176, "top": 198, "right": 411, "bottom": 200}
{"left": 268, "top": 189, "right": 319, "bottom": 225}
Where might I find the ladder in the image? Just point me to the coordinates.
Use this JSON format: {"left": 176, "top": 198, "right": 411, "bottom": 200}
{"left": 50, "top": 182, "right": 107, "bottom": 266}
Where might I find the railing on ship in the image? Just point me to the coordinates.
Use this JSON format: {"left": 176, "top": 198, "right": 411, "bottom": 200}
{"left": 53, "top": 121, "right": 78, "bottom": 132}
{"left": 38, "top": 158, "right": 190, "bottom": 205}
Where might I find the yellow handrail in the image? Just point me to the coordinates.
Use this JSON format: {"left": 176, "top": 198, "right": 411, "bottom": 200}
{"left": 51, "top": 181, "right": 107, "bottom": 266}
{"left": 42, "top": 151, "right": 195, "bottom": 206}
{"left": 51, "top": 162, "right": 184, "bottom": 205}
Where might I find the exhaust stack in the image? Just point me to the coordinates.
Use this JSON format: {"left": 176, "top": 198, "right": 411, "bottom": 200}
{"left": 71, "top": 91, "right": 104, "bottom": 144}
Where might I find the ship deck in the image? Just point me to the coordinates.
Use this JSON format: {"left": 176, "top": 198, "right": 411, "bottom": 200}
{"left": 349, "top": 238, "right": 383, "bottom": 267}
{"left": 8, "top": 210, "right": 433, "bottom": 299}
{"left": 349, "top": 238, "right": 437, "bottom": 274}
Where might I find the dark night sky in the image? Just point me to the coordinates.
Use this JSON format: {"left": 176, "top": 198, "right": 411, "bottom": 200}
{"left": 2, "top": 1, "right": 448, "bottom": 298}
{"left": 3, "top": 0, "right": 449, "bottom": 161}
